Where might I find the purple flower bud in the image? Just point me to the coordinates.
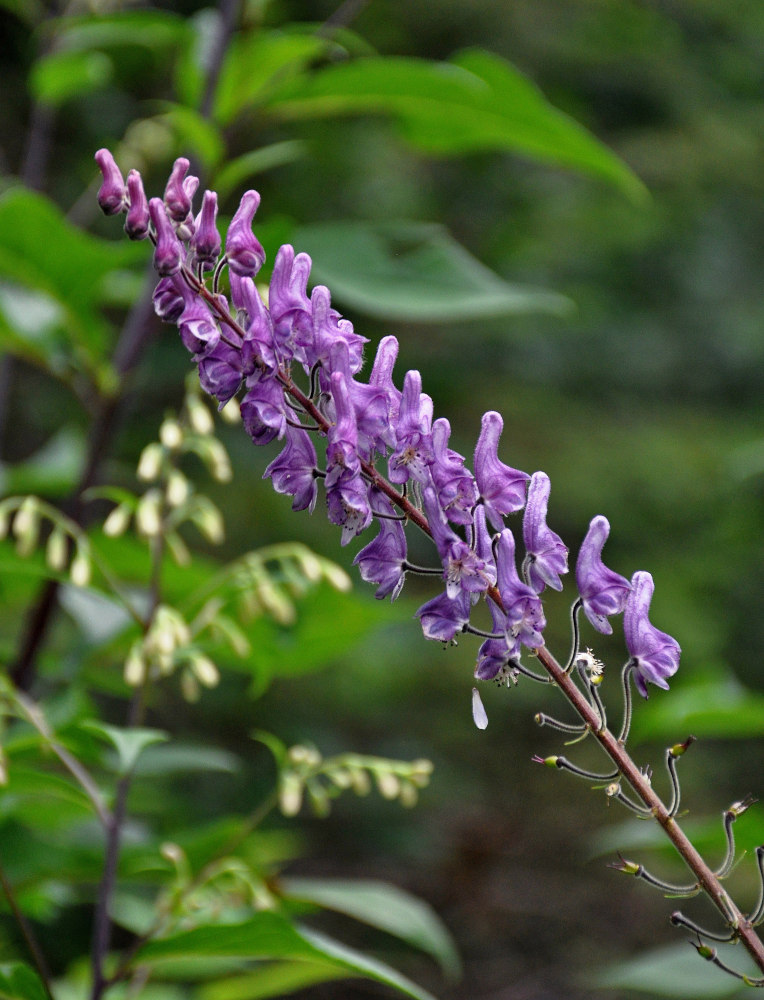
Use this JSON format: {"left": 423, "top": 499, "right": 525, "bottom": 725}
{"left": 163, "top": 158, "right": 193, "bottom": 223}
{"left": 148, "top": 198, "right": 183, "bottom": 276}
{"left": 423, "top": 486, "right": 494, "bottom": 600}
{"left": 325, "top": 372, "right": 372, "bottom": 544}
{"left": 495, "top": 529, "right": 545, "bottom": 649}
{"left": 474, "top": 411, "right": 530, "bottom": 531}
{"left": 522, "top": 472, "right": 568, "bottom": 593}
{"left": 429, "top": 418, "right": 478, "bottom": 526}
{"left": 124, "top": 169, "right": 150, "bottom": 239}
{"left": 269, "top": 245, "right": 313, "bottom": 361}
{"left": 575, "top": 515, "right": 631, "bottom": 634}
{"left": 263, "top": 422, "right": 319, "bottom": 513}
{"left": 369, "top": 336, "right": 402, "bottom": 447}
{"left": 225, "top": 190, "right": 265, "bottom": 278}
{"left": 230, "top": 274, "right": 276, "bottom": 373}
{"left": 389, "top": 370, "right": 432, "bottom": 485}
{"left": 95, "top": 149, "right": 127, "bottom": 215}
{"left": 624, "top": 571, "right": 680, "bottom": 698}
{"left": 191, "top": 190, "right": 221, "bottom": 264}
{"left": 415, "top": 588, "right": 471, "bottom": 642}
{"left": 475, "top": 598, "right": 521, "bottom": 681}
{"left": 197, "top": 341, "right": 247, "bottom": 406}
{"left": 353, "top": 490, "right": 407, "bottom": 600}
{"left": 311, "top": 286, "right": 367, "bottom": 381}
{"left": 178, "top": 294, "right": 220, "bottom": 358}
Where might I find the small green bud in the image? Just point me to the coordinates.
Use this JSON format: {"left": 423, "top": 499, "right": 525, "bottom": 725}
{"left": 187, "top": 396, "right": 214, "bottom": 435}
{"left": 279, "top": 774, "right": 303, "bottom": 816}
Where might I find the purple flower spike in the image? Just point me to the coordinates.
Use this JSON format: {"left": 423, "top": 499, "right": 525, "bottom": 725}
{"left": 624, "top": 571, "right": 680, "bottom": 698}
{"left": 125, "top": 170, "right": 150, "bottom": 239}
{"left": 225, "top": 190, "right": 265, "bottom": 278}
{"left": 522, "top": 472, "right": 568, "bottom": 593}
{"left": 415, "top": 589, "right": 471, "bottom": 642}
{"left": 192, "top": 190, "right": 221, "bottom": 265}
{"left": 354, "top": 491, "right": 407, "bottom": 600}
{"left": 495, "top": 529, "right": 545, "bottom": 649}
{"left": 263, "top": 422, "right": 318, "bottom": 513}
{"left": 474, "top": 411, "right": 530, "bottom": 531}
{"left": 163, "top": 157, "right": 193, "bottom": 223}
{"left": 148, "top": 198, "right": 183, "bottom": 276}
{"left": 575, "top": 515, "right": 631, "bottom": 634}
{"left": 95, "top": 149, "right": 127, "bottom": 215}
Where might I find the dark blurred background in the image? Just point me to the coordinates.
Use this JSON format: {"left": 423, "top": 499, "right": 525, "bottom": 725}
{"left": 3, "top": 1, "right": 764, "bottom": 997}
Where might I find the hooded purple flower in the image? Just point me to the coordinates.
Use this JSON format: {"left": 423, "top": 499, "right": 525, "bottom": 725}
{"left": 163, "top": 157, "right": 193, "bottom": 224}
{"left": 474, "top": 597, "right": 521, "bottom": 682}
{"left": 269, "top": 244, "right": 313, "bottom": 362}
{"left": 624, "top": 571, "right": 680, "bottom": 698}
{"left": 388, "top": 370, "right": 433, "bottom": 485}
{"left": 148, "top": 197, "right": 183, "bottom": 276}
{"left": 311, "top": 286, "right": 367, "bottom": 383}
{"left": 353, "top": 491, "right": 407, "bottom": 600}
{"left": 95, "top": 149, "right": 127, "bottom": 215}
{"left": 423, "top": 487, "right": 494, "bottom": 600}
{"left": 575, "top": 515, "right": 631, "bottom": 634}
{"left": 240, "top": 373, "right": 287, "bottom": 445}
{"left": 522, "top": 472, "right": 568, "bottom": 593}
{"left": 368, "top": 336, "right": 402, "bottom": 452}
{"left": 327, "top": 340, "right": 389, "bottom": 461}
{"left": 263, "top": 422, "right": 318, "bottom": 513}
{"left": 494, "top": 528, "right": 545, "bottom": 649}
{"left": 415, "top": 588, "right": 471, "bottom": 642}
{"left": 325, "top": 372, "right": 372, "bottom": 544}
{"left": 191, "top": 190, "right": 221, "bottom": 266}
{"left": 125, "top": 170, "right": 150, "bottom": 240}
{"left": 225, "top": 190, "right": 266, "bottom": 278}
{"left": 429, "top": 418, "right": 478, "bottom": 526}
{"left": 474, "top": 411, "right": 529, "bottom": 531}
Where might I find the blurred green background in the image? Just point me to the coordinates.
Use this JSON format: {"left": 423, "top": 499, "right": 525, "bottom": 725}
{"left": 2, "top": 0, "right": 764, "bottom": 997}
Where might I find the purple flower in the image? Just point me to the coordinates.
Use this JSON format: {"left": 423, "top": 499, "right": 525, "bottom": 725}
{"left": 429, "top": 418, "right": 478, "bottom": 526}
{"left": 192, "top": 190, "right": 221, "bottom": 265}
{"left": 230, "top": 274, "right": 277, "bottom": 373}
{"left": 353, "top": 491, "right": 407, "bottom": 600}
{"left": 153, "top": 276, "right": 186, "bottom": 324}
{"left": 415, "top": 588, "right": 471, "bottom": 642}
{"left": 263, "top": 422, "right": 318, "bottom": 513}
{"left": 624, "top": 571, "right": 680, "bottom": 698}
{"left": 474, "top": 597, "right": 521, "bottom": 681}
{"left": 95, "top": 149, "right": 127, "bottom": 215}
{"left": 178, "top": 294, "right": 220, "bottom": 358}
{"left": 494, "top": 528, "right": 545, "bottom": 649}
{"left": 148, "top": 198, "right": 183, "bottom": 276}
{"left": 240, "top": 373, "right": 287, "bottom": 445}
{"left": 226, "top": 190, "right": 265, "bottom": 278}
{"left": 423, "top": 487, "right": 494, "bottom": 600}
{"left": 368, "top": 336, "right": 402, "bottom": 451}
{"left": 125, "top": 170, "right": 150, "bottom": 240}
{"left": 163, "top": 157, "right": 193, "bottom": 224}
{"left": 474, "top": 411, "right": 529, "bottom": 531}
{"left": 269, "top": 245, "right": 313, "bottom": 361}
{"left": 328, "top": 340, "right": 389, "bottom": 461}
{"left": 388, "top": 370, "right": 432, "bottom": 485}
{"left": 522, "top": 472, "right": 568, "bottom": 593}
{"left": 575, "top": 515, "right": 631, "bottom": 634}
{"left": 325, "top": 372, "right": 372, "bottom": 544}
{"left": 311, "top": 286, "right": 367, "bottom": 382}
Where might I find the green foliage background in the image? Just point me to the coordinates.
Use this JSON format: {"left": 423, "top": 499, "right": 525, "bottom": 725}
{"left": 1, "top": 0, "right": 764, "bottom": 998}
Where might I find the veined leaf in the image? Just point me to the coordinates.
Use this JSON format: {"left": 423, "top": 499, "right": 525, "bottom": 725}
{"left": 81, "top": 721, "right": 169, "bottom": 776}
{"left": 295, "top": 220, "right": 571, "bottom": 321}
{"left": 266, "top": 48, "right": 646, "bottom": 199}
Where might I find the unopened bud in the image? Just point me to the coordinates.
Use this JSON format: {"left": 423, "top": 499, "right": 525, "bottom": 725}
{"left": 187, "top": 397, "right": 214, "bottom": 436}
{"left": 159, "top": 418, "right": 183, "bottom": 450}
{"left": 137, "top": 443, "right": 163, "bottom": 481}
{"left": 45, "top": 527, "right": 68, "bottom": 572}
{"left": 190, "top": 653, "right": 219, "bottom": 688}
{"left": 70, "top": 550, "right": 91, "bottom": 587}
{"left": 191, "top": 497, "right": 224, "bottom": 544}
{"left": 669, "top": 735, "right": 696, "bottom": 758}
{"left": 376, "top": 771, "right": 400, "bottom": 800}
{"left": 13, "top": 497, "right": 40, "bottom": 556}
{"left": 103, "top": 502, "right": 132, "bottom": 537}
{"left": 279, "top": 774, "right": 303, "bottom": 816}
{"left": 124, "top": 643, "right": 147, "bottom": 686}
{"left": 321, "top": 562, "right": 352, "bottom": 592}
{"left": 166, "top": 470, "right": 189, "bottom": 507}
{"left": 136, "top": 489, "right": 163, "bottom": 537}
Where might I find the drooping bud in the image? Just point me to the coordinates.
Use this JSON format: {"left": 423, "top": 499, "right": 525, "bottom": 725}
{"left": 163, "top": 157, "right": 193, "bottom": 223}
{"left": 191, "top": 190, "right": 221, "bottom": 265}
{"left": 95, "top": 149, "right": 127, "bottom": 215}
{"left": 148, "top": 198, "right": 183, "bottom": 276}
{"left": 125, "top": 169, "right": 150, "bottom": 240}
{"left": 225, "top": 190, "right": 265, "bottom": 277}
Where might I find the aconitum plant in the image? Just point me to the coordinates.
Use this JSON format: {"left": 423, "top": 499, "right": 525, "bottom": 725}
{"left": 96, "top": 148, "right": 764, "bottom": 985}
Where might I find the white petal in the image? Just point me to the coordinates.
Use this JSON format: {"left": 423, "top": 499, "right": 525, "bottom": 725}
{"left": 472, "top": 687, "right": 488, "bottom": 730}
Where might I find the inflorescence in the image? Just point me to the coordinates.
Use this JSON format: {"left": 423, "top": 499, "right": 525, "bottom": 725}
{"left": 95, "top": 148, "right": 681, "bottom": 722}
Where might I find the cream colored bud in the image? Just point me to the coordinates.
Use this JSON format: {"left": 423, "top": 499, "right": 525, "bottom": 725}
{"left": 376, "top": 771, "right": 401, "bottom": 800}
{"left": 350, "top": 768, "right": 371, "bottom": 795}
{"left": 124, "top": 644, "right": 147, "bottom": 686}
{"left": 103, "top": 503, "right": 131, "bottom": 537}
{"left": 321, "top": 562, "right": 352, "bottom": 592}
{"left": 160, "top": 842, "right": 185, "bottom": 865}
{"left": 257, "top": 582, "right": 294, "bottom": 625}
{"left": 70, "top": 550, "right": 91, "bottom": 587}
{"left": 137, "top": 443, "right": 163, "bottom": 481}
{"left": 299, "top": 551, "right": 323, "bottom": 582}
{"left": 159, "top": 418, "right": 183, "bottom": 450}
{"left": 13, "top": 497, "right": 40, "bottom": 556}
{"left": 136, "top": 490, "right": 163, "bottom": 537}
{"left": 191, "top": 653, "right": 219, "bottom": 688}
{"left": 191, "top": 498, "right": 224, "bottom": 544}
{"left": 45, "top": 527, "right": 68, "bottom": 572}
{"left": 187, "top": 397, "right": 214, "bottom": 435}
{"left": 166, "top": 470, "right": 189, "bottom": 507}
{"left": 208, "top": 440, "right": 232, "bottom": 482}
{"left": 219, "top": 398, "right": 241, "bottom": 424}
{"left": 279, "top": 774, "right": 303, "bottom": 816}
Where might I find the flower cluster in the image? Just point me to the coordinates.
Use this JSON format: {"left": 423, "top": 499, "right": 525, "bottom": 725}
{"left": 96, "top": 150, "right": 681, "bottom": 709}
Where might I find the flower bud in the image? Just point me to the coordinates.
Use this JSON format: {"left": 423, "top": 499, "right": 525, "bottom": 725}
{"left": 136, "top": 489, "right": 163, "bottom": 537}
{"left": 13, "top": 497, "right": 40, "bottom": 557}
{"left": 279, "top": 774, "right": 303, "bottom": 816}
{"left": 124, "top": 643, "right": 147, "bottom": 686}
{"left": 103, "top": 503, "right": 132, "bottom": 537}
{"left": 190, "top": 653, "right": 219, "bottom": 688}
{"left": 159, "top": 418, "right": 183, "bottom": 450}
{"left": 225, "top": 190, "right": 265, "bottom": 277}
{"left": 376, "top": 771, "right": 400, "bottom": 800}
{"left": 191, "top": 190, "right": 221, "bottom": 264}
{"left": 163, "top": 157, "right": 193, "bottom": 224}
{"left": 137, "top": 443, "right": 163, "bottom": 481}
{"left": 149, "top": 198, "right": 183, "bottom": 277}
{"left": 95, "top": 149, "right": 127, "bottom": 215}
{"left": 187, "top": 396, "right": 214, "bottom": 436}
{"left": 166, "top": 470, "right": 189, "bottom": 508}
{"left": 70, "top": 549, "right": 91, "bottom": 587}
{"left": 45, "top": 526, "right": 68, "bottom": 572}
{"left": 125, "top": 169, "right": 150, "bottom": 239}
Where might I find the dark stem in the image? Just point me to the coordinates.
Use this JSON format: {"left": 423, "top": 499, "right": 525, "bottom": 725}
{"left": 0, "top": 861, "right": 55, "bottom": 999}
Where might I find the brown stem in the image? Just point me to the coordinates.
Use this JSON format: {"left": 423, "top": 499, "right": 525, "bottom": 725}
{"left": 535, "top": 644, "right": 764, "bottom": 974}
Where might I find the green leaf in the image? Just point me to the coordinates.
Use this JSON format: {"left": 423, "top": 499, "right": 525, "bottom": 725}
{"left": 634, "top": 674, "right": 764, "bottom": 741}
{"left": 0, "top": 767, "right": 94, "bottom": 828}
{"left": 281, "top": 877, "right": 461, "bottom": 979}
{"left": 131, "top": 743, "right": 240, "bottom": 778}
{"left": 80, "top": 721, "right": 169, "bottom": 776}
{"left": 30, "top": 49, "right": 113, "bottom": 106}
{"left": 213, "top": 31, "right": 335, "bottom": 126}
{"left": 138, "top": 912, "right": 439, "bottom": 1000}
{"left": 52, "top": 10, "right": 190, "bottom": 54}
{"left": 0, "top": 962, "right": 49, "bottom": 1000}
{"left": 295, "top": 220, "right": 571, "bottom": 321}
{"left": 0, "top": 189, "right": 145, "bottom": 379}
{"left": 266, "top": 49, "right": 646, "bottom": 199}
{"left": 195, "top": 962, "right": 344, "bottom": 1000}
{"left": 153, "top": 105, "right": 225, "bottom": 173}
{"left": 212, "top": 142, "right": 307, "bottom": 201}
{"left": 590, "top": 942, "right": 751, "bottom": 998}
